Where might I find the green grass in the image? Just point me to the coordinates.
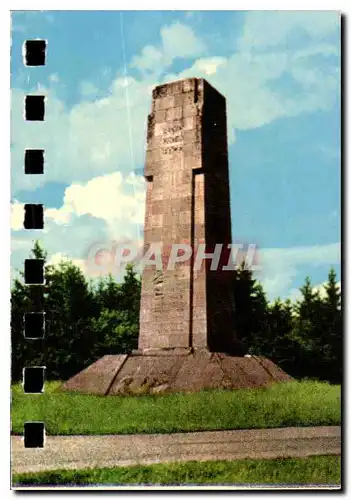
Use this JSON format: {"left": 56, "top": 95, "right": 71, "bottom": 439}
{"left": 11, "top": 381, "right": 340, "bottom": 435}
{"left": 12, "top": 456, "right": 341, "bottom": 486}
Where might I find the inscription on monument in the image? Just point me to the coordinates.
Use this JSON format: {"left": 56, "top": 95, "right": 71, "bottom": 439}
{"left": 159, "top": 124, "right": 183, "bottom": 154}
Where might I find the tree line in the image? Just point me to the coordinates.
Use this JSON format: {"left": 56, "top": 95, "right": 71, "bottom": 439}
{"left": 11, "top": 242, "right": 342, "bottom": 384}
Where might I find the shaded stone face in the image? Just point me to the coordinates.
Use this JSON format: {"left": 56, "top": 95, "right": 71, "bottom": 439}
{"left": 139, "top": 78, "right": 239, "bottom": 354}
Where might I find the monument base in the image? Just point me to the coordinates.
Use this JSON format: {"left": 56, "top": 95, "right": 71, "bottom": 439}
{"left": 60, "top": 349, "right": 293, "bottom": 396}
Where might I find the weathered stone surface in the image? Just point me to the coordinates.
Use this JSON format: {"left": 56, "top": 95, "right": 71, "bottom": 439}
{"left": 139, "top": 78, "right": 239, "bottom": 353}
{"left": 61, "top": 352, "right": 293, "bottom": 396}
{"left": 61, "top": 355, "right": 128, "bottom": 395}
{"left": 251, "top": 356, "right": 293, "bottom": 382}
{"left": 62, "top": 78, "right": 293, "bottom": 396}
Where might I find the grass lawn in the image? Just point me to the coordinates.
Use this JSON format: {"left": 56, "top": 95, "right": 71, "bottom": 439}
{"left": 12, "top": 456, "right": 341, "bottom": 486}
{"left": 11, "top": 380, "right": 340, "bottom": 435}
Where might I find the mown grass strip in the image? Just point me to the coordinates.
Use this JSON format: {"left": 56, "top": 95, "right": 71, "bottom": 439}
{"left": 11, "top": 381, "right": 340, "bottom": 435}
{"left": 13, "top": 456, "right": 341, "bottom": 486}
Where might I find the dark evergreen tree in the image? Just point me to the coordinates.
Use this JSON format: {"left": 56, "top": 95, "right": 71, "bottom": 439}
{"left": 91, "top": 265, "right": 141, "bottom": 358}
{"left": 11, "top": 241, "right": 47, "bottom": 381}
{"left": 266, "top": 298, "right": 304, "bottom": 377}
{"left": 43, "top": 258, "right": 98, "bottom": 379}
{"left": 232, "top": 263, "right": 269, "bottom": 355}
{"left": 318, "top": 268, "right": 342, "bottom": 382}
{"left": 11, "top": 242, "right": 341, "bottom": 384}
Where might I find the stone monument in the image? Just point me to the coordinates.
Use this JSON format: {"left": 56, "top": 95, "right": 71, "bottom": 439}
{"left": 139, "top": 78, "right": 238, "bottom": 355}
{"left": 62, "top": 78, "right": 291, "bottom": 395}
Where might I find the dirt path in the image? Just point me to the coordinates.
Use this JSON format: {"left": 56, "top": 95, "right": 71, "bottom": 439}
{"left": 12, "top": 426, "right": 341, "bottom": 474}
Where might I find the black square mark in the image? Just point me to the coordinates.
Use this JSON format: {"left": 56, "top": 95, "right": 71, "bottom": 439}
{"left": 25, "top": 150, "right": 44, "bottom": 175}
{"left": 25, "top": 96, "right": 45, "bottom": 121}
{"left": 24, "top": 204, "right": 44, "bottom": 229}
{"left": 24, "top": 40, "right": 46, "bottom": 66}
{"left": 24, "top": 422, "right": 45, "bottom": 448}
{"left": 24, "top": 312, "right": 45, "bottom": 339}
{"left": 24, "top": 259, "right": 44, "bottom": 285}
{"left": 23, "top": 367, "right": 45, "bottom": 394}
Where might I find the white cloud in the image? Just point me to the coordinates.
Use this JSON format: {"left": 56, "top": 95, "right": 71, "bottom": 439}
{"left": 209, "top": 11, "right": 339, "bottom": 130}
{"left": 257, "top": 243, "right": 341, "bottom": 300}
{"left": 261, "top": 265, "right": 298, "bottom": 301}
{"left": 11, "top": 201, "right": 25, "bottom": 230}
{"left": 11, "top": 182, "right": 340, "bottom": 298}
{"left": 10, "top": 13, "right": 341, "bottom": 292}
{"left": 11, "top": 171, "right": 146, "bottom": 281}
{"left": 178, "top": 45, "right": 339, "bottom": 132}
{"left": 261, "top": 243, "right": 341, "bottom": 266}
{"left": 289, "top": 279, "right": 341, "bottom": 302}
{"left": 79, "top": 81, "right": 99, "bottom": 97}
{"left": 130, "top": 22, "right": 207, "bottom": 79}
{"left": 313, "top": 279, "right": 341, "bottom": 298}
{"left": 190, "top": 57, "right": 227, "bottom": 76}
{"left": 131, "top": 45, "right": 164, "bottom": 74}
{"left": 12, "top": 171, "right": 145, "bottom": 236}
{"left": 11, "top": 81, "right": 151, "bottom": 193}
{"left": 131, "top": 21, "right": 206, "bottom": 76}
{"left": 46, "top": 252, "right": 87, "bottom": 273}
{"left": 61, "top": 172, "right": 145, "bottom": 235}
{"left": 12, "top": 23, "right": 26, "bottom": 33}
{"left": 45, "top": 206, "right": 73, "bottom": 226}
{"left": 161, "top": 21, "right": 206, "bottom": 60}
{"left": 11, "top": 14, "right": 340, "bottom": 194}
{"left": 238, "top": 11, "right": 340, "bottom": 52}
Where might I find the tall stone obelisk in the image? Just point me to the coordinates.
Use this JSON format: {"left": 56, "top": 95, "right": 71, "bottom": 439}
{"left": 138, "top": 78, "right": 238, "bottom": 354}
{"left": 62, "top": 78, "right": 292, "bottom": 395}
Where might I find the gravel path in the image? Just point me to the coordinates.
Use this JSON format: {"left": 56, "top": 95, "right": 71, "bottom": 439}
{"left": 12, "top": 426, "right": 341, "bottom": 474}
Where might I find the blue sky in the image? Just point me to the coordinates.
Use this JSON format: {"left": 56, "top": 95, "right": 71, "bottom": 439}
{"left": 11, "top": 10, "right": 341, "bottom": 300}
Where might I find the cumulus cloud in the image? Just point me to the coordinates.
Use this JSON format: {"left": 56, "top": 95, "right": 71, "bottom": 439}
{"left": 178, "top": 47, "right": 339, "bottom": 132}
{"left": 237, "top": 11, "right": 340, "bottom": 52}
{"left": 131, "top": 45, "right": 164, "bottom": 74}
{"left": 288, "top": 279, "right": 341, "bottom": 302}
{"left": 11, "top": 14, "right": 340, "bottom": 194}
{"left": 131, "top": 21, "right": 207, "bottom": 76}
{"left": 11, "top": 81, "right": 151, "bottom": 193}
{"left": 11, "top": 177, "right": 341, "bottom": 298}
{"left": 187, "top": 56, "right": 227, "bottom": 76}
{"left": 161, "top": 21, "right": 206, "bottom": 59}
{"left": 46, "top": 252, "right": 87, "bottom": 273}
{"left": 79, "top": 81, "right": 100, "bottom": 98}
{"left": 58, "top": 172, "right": 145, "bottom": 235}
{"left": 10, "top": 12, "right": 341, "bottom": 297}
{"left": 12, "top": 171, "right": 145, "bottom": 235}
{"left": 11, "top": 200, "right": 25, "bottom": 231}
{"left": 11, "top": 212, "right": 109, "bottom": 284}
{"left": 257, "top": 243, "right": 341, "bottom": 300}
{"left": 11, "top": 172, "right": 146, "bottom": 280}
{"left": 313, "top": 279, "right": 341, "bottom": 298}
